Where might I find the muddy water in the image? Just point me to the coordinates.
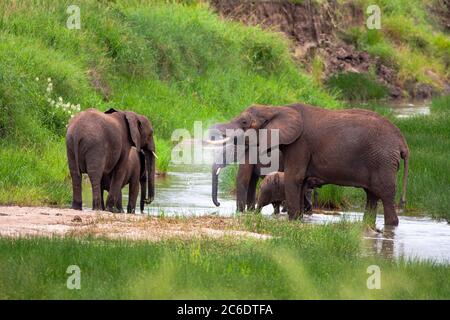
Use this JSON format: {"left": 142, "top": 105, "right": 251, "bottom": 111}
{"left": 81, "top": 101, "right": 450, "bottom": 263}
{"left": 82, "top": 157, "right": 450, "bottom": 263}
{"left": 302, "top": 212, "right": 450, "bottom": 263}
{"left": 354, "top": 100, "right": 431, "bottom": 118}
{"left": 387, "top": 100, "right": 431, "bottom": 118}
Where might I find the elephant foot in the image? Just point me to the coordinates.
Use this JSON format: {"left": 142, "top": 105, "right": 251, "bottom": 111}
{"left": 71, "top": 201, "right": 82, "bottom": 211}
{"left": 127, "top": 206, "right": 136, "bottom": 214}
{"left": 288, "top": 212, "right": 302, "bottom": 221}
{"left": 385, "top": 216, "right": 399, "bottom": 226}
{"left": 107, "top": 206, "right": 122, "bottom": 214}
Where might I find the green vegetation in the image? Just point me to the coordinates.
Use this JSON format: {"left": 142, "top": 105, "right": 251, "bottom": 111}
{"left": 1, "top": 217, "right": 449, "bottom": 299}
{"left": 323, "top": 96, "right": 450, "bottom": 220}
{"left": 326, "top": 72, "right": 388, "bottom": 101}
{"left": 342, "top": 0, "right": 449, "bottom": 90}
{"left": 0, "top": 0, "right": 337, "bottom": 206}
{"left": 393, "top": 95, "right": 450, "bottom": 220}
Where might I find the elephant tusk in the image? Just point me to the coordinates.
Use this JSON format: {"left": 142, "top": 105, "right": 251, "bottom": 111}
{"left": 205, "top": 137, "right": 231, "bottom": 145}
{"left": 151, "top": 151, "right": 158, "bottom": 159}
{"left": 216, "top": 167, "right": 221, "bottom": 175}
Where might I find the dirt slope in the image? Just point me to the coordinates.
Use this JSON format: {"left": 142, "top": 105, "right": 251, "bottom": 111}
{"left": 211, "top": 0, "right": 445, "bottom": 99}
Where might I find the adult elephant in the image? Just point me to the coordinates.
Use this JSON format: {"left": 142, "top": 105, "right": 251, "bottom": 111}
{"left": 66, "top": 108, "right": 156, "bottom": 212}
{"left": 210, "top": 140, "right": 314, "bottom": 213}
{"left": 207, "top": 104, "right": 409, "bottom": 226}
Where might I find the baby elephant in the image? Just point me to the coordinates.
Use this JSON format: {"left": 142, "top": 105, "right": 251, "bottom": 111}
{"left": 101, "top": 147, "right": 147, "bottom": 213}
{"left": 257, "top": 172, "right": 323, "bottom": 215}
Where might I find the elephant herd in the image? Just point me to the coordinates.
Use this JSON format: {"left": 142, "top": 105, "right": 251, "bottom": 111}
{"left": 66, "top": 103, "right": 409, "bottom": 226}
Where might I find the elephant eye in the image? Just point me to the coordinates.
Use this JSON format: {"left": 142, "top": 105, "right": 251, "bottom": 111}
{"left": 241, "top": 118, "right": 248, "bottom": 126}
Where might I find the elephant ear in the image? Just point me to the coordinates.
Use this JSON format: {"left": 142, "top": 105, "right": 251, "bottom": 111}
{"left": 104, "top": 108, "right": 119, "bottom": 114}
{"left": 124, "top": 111, "right": 141, "bottom": 151}
{"left": 263, "top": 106, "right": 303, "bottom": 146}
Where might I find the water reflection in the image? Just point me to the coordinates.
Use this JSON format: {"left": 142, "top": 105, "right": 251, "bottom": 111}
{"left": 301, "top": 211, "right": 450, "bottom": 263}
{"left": 80, "top": 139, "right": 450, "bottom": 263}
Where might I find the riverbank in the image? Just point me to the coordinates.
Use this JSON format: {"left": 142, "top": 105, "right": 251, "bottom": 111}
{"left": 1, "top": 211, "right": 449, "bottom": 299}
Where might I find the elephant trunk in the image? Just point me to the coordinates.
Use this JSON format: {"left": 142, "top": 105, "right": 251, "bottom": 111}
{"left": 145, "top": 150, "right": 155, "bottom": 204}
{"left": 140, "top": 171, "right": 147, "bottom": 213}
{"left": 212, "top": 163, "right": 222, "bottom": 207}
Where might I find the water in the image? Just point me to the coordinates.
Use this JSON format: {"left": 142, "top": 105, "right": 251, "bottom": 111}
{"left": 351, "top": 100, "right": 431, "bottom": 118}
{"left": 300, "top": 211, "right": 450, "bottom": 264}
{"left": 82, "top": 160, "right": 450, "bottom": 263}
{"left": 388, "top": 100, "right": 431, "bottom": 118}
{"left": 80, "top": 101, "right": 450, "bottom": 263}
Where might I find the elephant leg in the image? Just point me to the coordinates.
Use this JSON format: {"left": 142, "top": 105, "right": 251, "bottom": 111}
{"left": 117, "top": 192, "right": 124, "bottom": 213}
{"left": 70, "top": 172, "right": 83, "bottom": 210}
{"left": 285, "top": 177, "right": 304, "bottom": 220}
{"left": 127, "top": 180, "right": 139, "bottom": 214}
{"left": 100, "top": 176, "right": 109, "bottom": 211}
{"left": 106, "top": 162, "right": 127, "bottom": 213}
{"left": 284, "top": 142, "right": 309, "bottom": 220}
{"left": 272, "top": 201, "right": 281, "bottom": 215}
{"left": 380, "top": 187, "right": 399, "bottom": 226}
{"left": 236, "top": 164, "right": 253, "bottom": 212}
{"left": 313, "top": 189, "right": 319, "bottom": 209}
{"left": 371, "top": 172, "right": 399, "bottom": 226}
{"left": 304, "top": 188, "right": 313, "bottom": 214}
{"left": 364, "top": 188, "right": 379, "bottom": 212}
{"left": 363, "top": 188, "right": 379, "bottom": 227}
{"left": 88, "top": 174, "right": 102, "bottom": 211}
{"left": 100, "top": 188, "right": 105, "bottom": 211}
{"left": 246, "top": 173, "right": 258, "bottom": 211}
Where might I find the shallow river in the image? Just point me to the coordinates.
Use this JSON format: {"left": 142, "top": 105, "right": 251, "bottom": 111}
{"left": 84, "top": 101, "right": 450, "bottom": 263}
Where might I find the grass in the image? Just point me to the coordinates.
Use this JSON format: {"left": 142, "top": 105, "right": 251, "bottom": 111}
{"left": 1, "top": 216, "right": 449, "bottom": 299}
{"left": 341, "top": 0, "right": 449, "bottom": 90}
{"left": 338, "top": 96, "right": 450, "bottom": 220}
{"left": 0, "top": 0, "right": 337, "bottom": 206}
{"left": 326, "top": 72, "right": 389, "bottom": 101}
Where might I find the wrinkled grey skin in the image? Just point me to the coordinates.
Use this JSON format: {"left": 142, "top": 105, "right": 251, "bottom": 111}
{"left": 209, "top": 104, "right": 409, "bottom": 226}
{"left": 210, "top": 143, "right": 314, "bottom": 212}
{"left": 100, "top": 148, "right": 147, "bottom": 213}
{"left": 66, "top": 108, "right": 156, "bottom": 212}
{"left": 257, "top": 173, "right": 323, "bottom": 214}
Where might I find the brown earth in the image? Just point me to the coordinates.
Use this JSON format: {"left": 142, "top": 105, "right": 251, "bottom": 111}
{"left": 0, "top": 206, "right": 272, "bottom": 241}
{"left": 211, "top": 0, "right": 443, "bottom": 99}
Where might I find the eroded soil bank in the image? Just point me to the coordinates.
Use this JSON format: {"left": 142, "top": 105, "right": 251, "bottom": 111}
{"left": 0, "top": 206, "right": 271, "bottom": 241}
{"left": 211, "top": 0, "right": 449, "bottom": 99}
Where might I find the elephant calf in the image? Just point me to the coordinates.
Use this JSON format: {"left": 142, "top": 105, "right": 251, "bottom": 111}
{"left": 101, "top": 148, "right": 147, "bottom": 213}
{"left": 257, "top": 172, "right": 323, "bottom": 214}
{"left": 66, "top": 108, "right": 156, "bottom": 213}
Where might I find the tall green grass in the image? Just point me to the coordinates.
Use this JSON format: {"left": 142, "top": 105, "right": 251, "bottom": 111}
{"left": 1, "top": 217, "right": 449, "bottom": 299}
{"left": 341, "top": 0, "right": 449, "bottom": 89}
{"left": 0, "top": 0, "right": 337, "bottom": 206}
{"left": 335, "top": 96, "right": 450, "bottom": 220}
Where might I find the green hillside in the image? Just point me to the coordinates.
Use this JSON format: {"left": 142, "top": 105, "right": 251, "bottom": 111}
{"left": 0, "top": 0, "right": 337, "bottom": 205}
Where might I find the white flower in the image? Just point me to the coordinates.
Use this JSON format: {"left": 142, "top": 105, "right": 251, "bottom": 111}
{"left": 35, "top": 77, "right": 39, "bottom": 81}
{"left": 58, "top": 97, "right": 63, "bottom": 102}
{"left": 47, "top": 78, "right": 51, "bottom": 82}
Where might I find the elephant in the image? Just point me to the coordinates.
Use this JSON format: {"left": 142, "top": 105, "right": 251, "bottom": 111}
{"left": 66, "top": 108, "right": 156, "bottom": 212}
{"left": 257, "top": 172, "right": 323, "bottom": 214}
{"left": 207, "top": 103, "right": 409, "bottom": 226}
{"left": 100, "top": 147, "right": 147, "bottom": 213}
{"left": 210, "top": 143, "right": 314, "bottom": 213}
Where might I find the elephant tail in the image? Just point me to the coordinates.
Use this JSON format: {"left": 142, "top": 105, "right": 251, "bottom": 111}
{"left": 73, "top": 137, "right": 81, "bottom": 178}
{"left": 399, "top": 147, "right": 409, "bottom": 209}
